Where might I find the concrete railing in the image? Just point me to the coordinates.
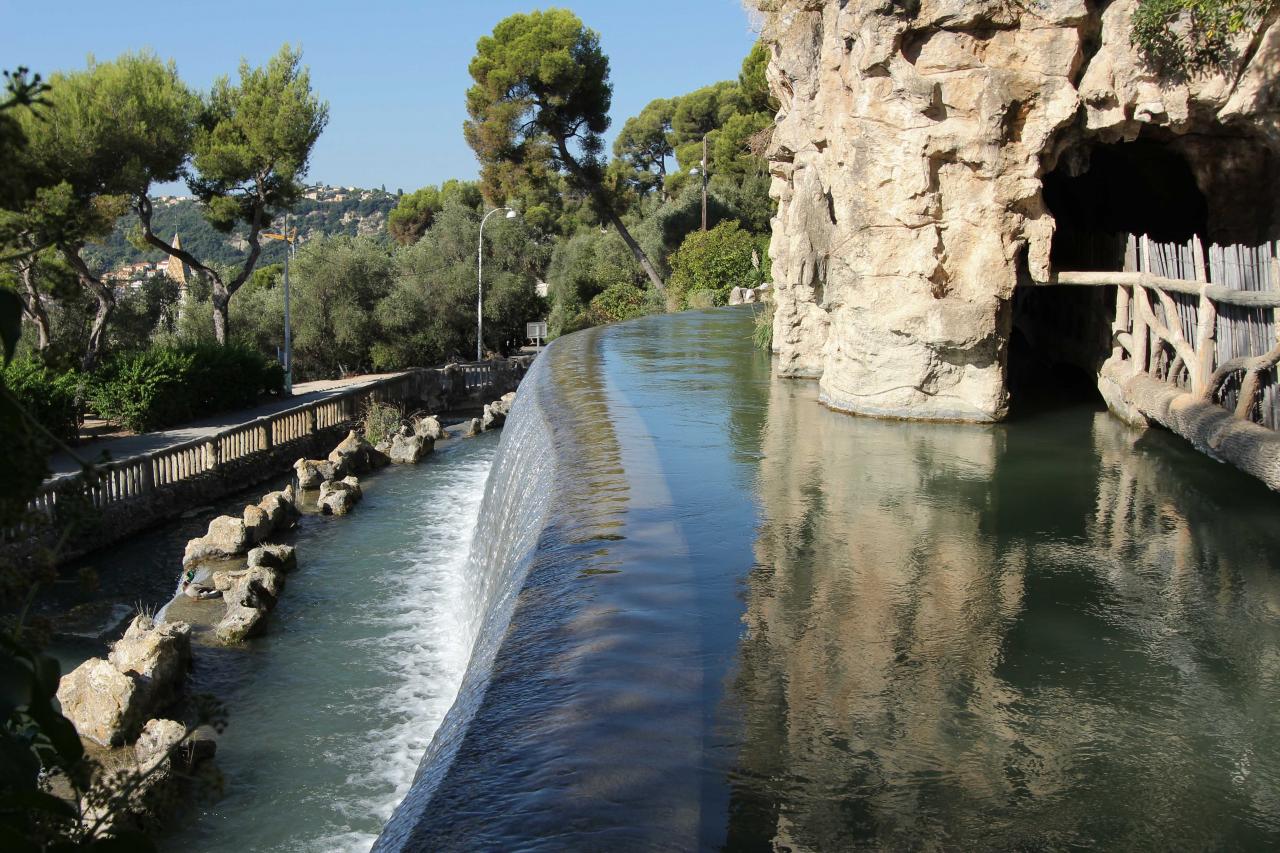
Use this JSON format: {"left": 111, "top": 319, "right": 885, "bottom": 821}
{"left": 3, "top": 357, "right": 531, "bottom": 553}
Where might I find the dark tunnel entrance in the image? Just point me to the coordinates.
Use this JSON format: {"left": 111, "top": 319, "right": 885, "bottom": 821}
{"left": 1009, "top": 135, "right": 1214, "bottom": 415}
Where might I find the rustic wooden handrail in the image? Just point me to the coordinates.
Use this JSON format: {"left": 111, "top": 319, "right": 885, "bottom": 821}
{"left": 1028, "top": 271, "right": 1280, "bottom": 308}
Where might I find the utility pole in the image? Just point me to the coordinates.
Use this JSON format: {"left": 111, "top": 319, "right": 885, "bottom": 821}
{"left": 701, "top": 134, "right": 709, "bottom": 231}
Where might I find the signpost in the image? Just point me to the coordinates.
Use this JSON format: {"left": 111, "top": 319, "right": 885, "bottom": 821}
{"left": 526, "top": 321, "right": 547, "bottom": 351}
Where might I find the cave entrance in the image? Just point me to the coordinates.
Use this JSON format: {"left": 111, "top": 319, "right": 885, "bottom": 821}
{"left": 1009, "top": 135, "right": 1217, "bottom": 415}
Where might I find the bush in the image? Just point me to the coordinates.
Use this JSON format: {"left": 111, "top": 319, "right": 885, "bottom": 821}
{"left": 361, "top": 400, "right": 404, "bottom": 446}
{"left": 668, "top": 220, "right": 761, "bottom": 309}
{"left": 588, "top": 283, "right": 653, "bottom": 325}
{"left": 89, "top": 342, "right": 284, "bottom": 432}
{"left": 2, "top": 357, "right": 83, "bottom": 443}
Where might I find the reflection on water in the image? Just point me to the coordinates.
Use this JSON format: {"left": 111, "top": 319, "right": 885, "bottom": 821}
{"left": 729, "top": 375, "right": 1280, "bottom": 850}
{"left": 381, "top": 307, "right": 1280, "bottom": 850}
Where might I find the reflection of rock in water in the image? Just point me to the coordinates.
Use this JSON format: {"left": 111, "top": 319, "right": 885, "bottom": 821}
{"left": 727, "top": 379, "right": 1280, "bottom": 850}
{"left": 731, "top": 378, "right": 1024, "bottom": 849}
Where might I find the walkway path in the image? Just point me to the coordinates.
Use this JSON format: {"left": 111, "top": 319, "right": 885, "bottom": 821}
{"left": 47, "top": 372, "right": 404, "bottom": 479}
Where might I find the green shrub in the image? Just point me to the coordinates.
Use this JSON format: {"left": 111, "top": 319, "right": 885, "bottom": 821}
{"left": 668, "top": 220, "right": 760, "bottom": 309}
{"left": 361, "top": 400, "right": 404, "bottom": 446}
{"left": 588, "top": 283, "right": 653, "bottom": 325}
{"left": 2, "top": 357, "right": 83, "bottom": 443}
{"left": 753, "top": 301, "right": 775, "bottom": 351}
{"left": 1131, "top": 0, "right": 1274, "bottom": 73}
{"left": 90, "top": 342, "right": 284, "bottom": 432}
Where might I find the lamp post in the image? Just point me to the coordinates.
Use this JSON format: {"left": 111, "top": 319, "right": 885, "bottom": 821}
{"left": 690, "top": 134, "right": 709, "bottom": 231}
{"left": 478, "top": 207, "right": 517, "bottom": 363}
{"left": 261, "top": 227, "right": 298, "bottom": 395}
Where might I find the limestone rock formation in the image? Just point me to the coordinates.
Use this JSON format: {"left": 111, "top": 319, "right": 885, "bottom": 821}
{"left": 182, "top": 515, "right": 250, "bottom": 567}
{"left": 294, "top": 457, "right": 336, "bottom": 489}
{"left": 215, "top": 566, "right": 284, "bottom": 644}
{"left": 388, "top": 426, "right": 433, "bottom": 464}
{"left": 414, "top": 415, "right": 447, "bottom": 441}
{"left": 482, "top": 391, "right": 518, "bottom": 431}
{"left": 107, "top": 616, "right": 192, "bottom": 709}
{"left": 56, "top": 658, "right": 146, "bottom": 746}
{"left": 318, "top": 476, "right": 363, "bottom": 516}
{"left": 248, "top": 543, "right": 298, "bottom": 573}
{"left": 757, "top": 0, "right": 1280, "bottom": 421}
{"left": 463, "top": 417, "right": 483, "bottom": 438}
{"left": 55, "top": 616, "right": 192, "bottom": 746}
{"left": 329, "top": 430, "right": 388, "bottom": 476}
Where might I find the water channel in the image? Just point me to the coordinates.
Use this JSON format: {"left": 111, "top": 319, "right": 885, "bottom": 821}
{"left": 55, "top": 307, "right": 1280, "bottom": 849}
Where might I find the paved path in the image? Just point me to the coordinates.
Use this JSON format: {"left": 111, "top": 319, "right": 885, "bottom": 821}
{"left": 48, "top": 373, "right": 404, "bottom": 478}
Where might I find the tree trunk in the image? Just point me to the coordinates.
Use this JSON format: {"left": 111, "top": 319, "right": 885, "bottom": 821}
{"left": 601, "top": 204, "right": 666, "bottom": 293}
{"left": 557, "top": 140, "right": 666, "bottom": 292}
{"left": 16, "top": 257, "right": 51, "bottom": 352}
{"left": 212, "top": 285, "right": 230, "bottom": 345}
{"left": 82, "top": 282, "right": 114, "bottom": 373}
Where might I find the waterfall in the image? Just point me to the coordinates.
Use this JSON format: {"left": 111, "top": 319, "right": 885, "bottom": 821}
{"left": 374, "top": 347, "right": 557, "bottom": 850}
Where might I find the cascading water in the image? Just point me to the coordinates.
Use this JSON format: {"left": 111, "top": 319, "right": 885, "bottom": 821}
{"left": 375, "top": 344, "right": 558, "bottom": 849}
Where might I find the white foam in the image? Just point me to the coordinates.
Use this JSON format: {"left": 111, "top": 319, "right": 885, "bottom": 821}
{"left": 312, "top": 450, "right": 494, "bottom": 853}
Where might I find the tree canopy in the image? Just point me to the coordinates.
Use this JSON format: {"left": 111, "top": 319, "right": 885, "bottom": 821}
{"left": 464, "top": 9, "right": 665, "bottom": 291}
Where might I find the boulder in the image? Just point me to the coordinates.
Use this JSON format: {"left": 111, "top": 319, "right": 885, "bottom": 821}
{"left": 134, "top": 718, "right": 187, "bottom": 775}
{"left": 413, "top": 415, "right": 447, "bottom": 441}
{"left": 481, "top": 404, "right": 504, "bottom": 431}
{"left": 728, "top": 286, "right": 748, "bottom": 306}
{"left": 242, "top": 504, "right": 272, "bottom": 545}
{"left": 248, "top": 543, "right": 297, "bottom": 573}
{"left": 214, "top": 567, "right": 283, "bottom": 644}
{"left": 318, "top": 476, "right": 362, "bottom": 516}
{"left": 294, "top": 458, "right": 334, "bottom": 489}
{"left": 107, "top": 616, "right": 192, "bottom": 710}
{"left": 388, "top": 431, "right": 432, "bottom": 464}
{"left": 257, "top": 488, "right": 298, "bottom": 529}
{"left": 183, "top": 515, "right": 250, "bottom": 567}
{"left": 328, "top": 430, "right": 387, "bottom": 476}
{"left": 56, "top": 658, "right": 146, "bottom": 747}
{"left": 463, "top": 417, "right": 483, "bottom": 438}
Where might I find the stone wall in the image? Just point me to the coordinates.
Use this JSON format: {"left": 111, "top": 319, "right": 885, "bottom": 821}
{"left": 758, "top": 0, "right": 1280, "bottom": 421}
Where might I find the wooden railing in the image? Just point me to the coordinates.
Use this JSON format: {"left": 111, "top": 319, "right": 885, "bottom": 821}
{"left": 1030, "top": 235, "right": 1280, "bottom": 429}
{"left": 4, "top": 359, "right": 528, "bottom": 544}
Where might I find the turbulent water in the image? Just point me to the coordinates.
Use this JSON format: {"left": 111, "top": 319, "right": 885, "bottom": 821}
{"left": 380, "top": 307, "right": 1280, "bottom": 851}
{"left": 160, "top": 433, "right": 501, "bottom": 852}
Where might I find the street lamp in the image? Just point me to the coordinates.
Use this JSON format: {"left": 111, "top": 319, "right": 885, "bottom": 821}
{"left": 689, "top": 134, "right": 709, "bottom": 231}
{"left": 263, "top": 184, "right": 322, "bottom": 395}
{"left": 478, "top": 207, "right": 518, "bottom": 363}
{"left": 261, "top": 226, "right": 298, "bottom": 395}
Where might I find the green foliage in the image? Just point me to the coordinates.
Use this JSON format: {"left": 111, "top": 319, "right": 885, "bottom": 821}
{"left": 588, "top": 282, "right": 654, "bottom": 325}
{"left": 464, "top": 9, "right": 613, "bottom": 187}
{"left": 377, "top": 202, "right": 546, "bottom": 367}
{"left": 668, "top": 221, "right": 760, "bottom": 309}
{"left": 739, "top": 42, "right": 777, "bottom": 114}
{"left": 546, "top": 229, "right": 645, "bottom": 336}
{"left": 290, "top": 234, "right": 394, "bottom": 378}
{"left": 1, "top": 357, "right": 82, "bottom": 442}
{"left": 613, "top": 98, "right": 676, "bottom": 197}
{"left": 753, "top": 301, "right": 775, "bottom": 351}
{"left": 361, "top": 400, "right": 404, "bottom": 446}
{"left": 1131, "top": 0, "right": 1275, "bottom": 72}
{"left": 88, "top": 342, "right": 283, "bottom": 431}
{"left": 388, "top": 186, "right": 443, "bottom": 245}
{"left": 189, "top": 46, "right": 329, "bottom": 233}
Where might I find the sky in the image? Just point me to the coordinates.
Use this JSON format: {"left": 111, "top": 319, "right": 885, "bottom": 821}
{"left": 0, "top": 1, "right": 760, "bottom": 194}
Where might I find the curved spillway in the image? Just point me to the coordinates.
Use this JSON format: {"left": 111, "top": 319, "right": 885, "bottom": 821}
{"left": 380, "top": 308, "right": 1280, "bottom": 850}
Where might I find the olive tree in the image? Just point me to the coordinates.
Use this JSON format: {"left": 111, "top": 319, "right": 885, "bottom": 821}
{"left": 464, "top": 9, "right": 665, "bottom": 291}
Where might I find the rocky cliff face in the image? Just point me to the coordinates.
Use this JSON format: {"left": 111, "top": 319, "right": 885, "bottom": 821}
{"left": 758, "top": 0, "right": 1280, "bottom": 421}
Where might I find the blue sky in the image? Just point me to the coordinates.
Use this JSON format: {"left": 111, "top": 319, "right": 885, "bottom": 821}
{"left": 0, "top": 1, "right": 759, "bottom": 193}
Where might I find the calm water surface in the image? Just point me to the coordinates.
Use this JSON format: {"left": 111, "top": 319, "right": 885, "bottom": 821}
{"left": 387, "top": 307, "right": 1280, "bottom": 851}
